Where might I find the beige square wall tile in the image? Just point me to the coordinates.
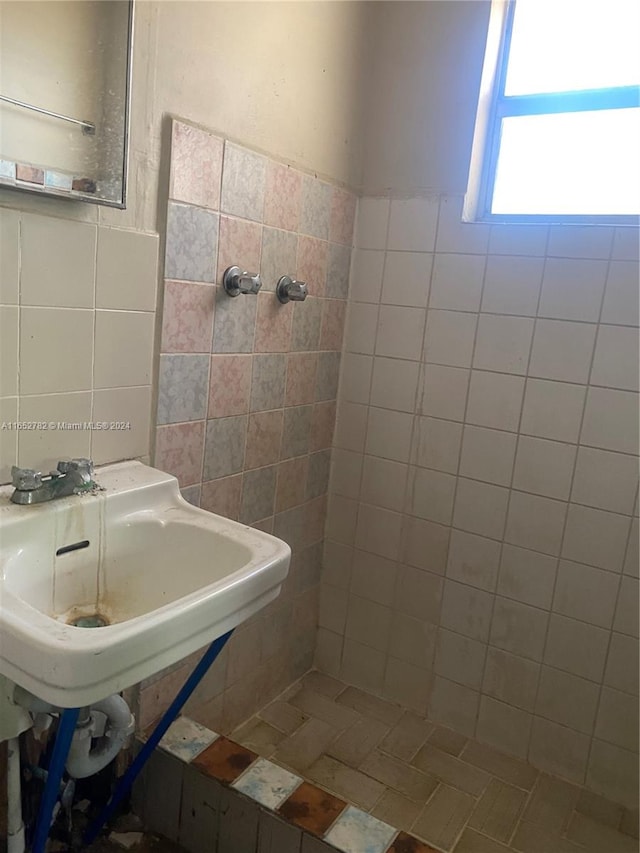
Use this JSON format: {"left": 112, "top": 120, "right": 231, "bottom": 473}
{"left": 381, "top": 251, "right": 432, "bottom": 308}
{"left": 512, "top": 436, "right": 577, "bottom": 501}
{"left": 528, "top": 716, "right": 590, "bottom": 785}
{"left": 535, "top": 666, "right": 599, "bottom": 735}
{"left": 94, "top": 311, "right": 155, "bottom": 388}
{"left": 0, "top": 209, "right": 19, "bottom": 304}
{"left": 0, "top": 306, "right": 18, "bottom": 397}
{"left": 497, "top": 544, "right": 558, "bottom": 610}
{"left": 504, "top": 491, "right": 567, "bottom": 557}
{"left": 466, "top": 371, "right": 525, "bottom": 432}
{"left": 587, "top": 739, "right": 639, "bottom": 811}
{"left": 553, "top": 560, "right": 619, "bottom": 629}
{"left": 0, "top": 397, "right": 18, "bottom": 484}
{"left": 96, "top": 228, "right": 159, "bottom": 311}
{"left": 528, "top": 320, "right": 596, "bottom": 385}
{"left": 520, "top": 379, "right": 586, "bottom": 444}
{"left": 21, "top": 214, "right": 96, "bottom": 308}
{"left": 387, "top": 197, "right": 438, "bottom": 252}
{"left": 424, "top": 309, "right": 477, "bottom": 368}
{"left": 434, "top": 627, "right": 487, "bottom": 690}
{"left": 446, "top": 529, "right": 501, "bottom": 592}
{"left": 17, "top": 392, "right": 92, "bottom": 471}
{"left": 340, "top": 637, "right": 386, "bottom": 693}
{"left": 91, "top": 386, "right": 152, "bottom": 464}
{"left": 419, "top": 363, "right": 470, "bottom": 422}
{"left": 349, "top": 249, "right": 384, "bottom": 301}
{"left": 572, "top": 447, "right": 638, "bottom": 516}
{"left": 360, "top": 455, "right": 408, "bottom": 512}
{"left": 375, "top": 305, "right": 425, "bottom": 361}
{"left": 412, "top": 416, "right": 463, "bottom": 474}
{"left": 459, "top": 426, "right": 517, "bottom": 487}
{"left": 581, "top": 387, "right": 640, "bottom": 455}
{"left": 562, "top": 504, "right": 631, "bottom": 572}
{"left": 20, "top": 307, "right": 94, "bottom": 395}
{"left": 483, "top": 647, "right": 540, "bottom": 712}
{"left": 475, "top": 696, "right": 532, "bottom": 761}
{"left": 453, "top": 477, "right": 509, "bottom": 540}
{"left": 355, "top": 199, "right": 389, "bottom": 250}
{"left": 481, "top": 255, "right": 544, "bottom": 315}
{"left": 473, "top": 314, "right": 534, "bottom": 375}
{"left": 590, "top": 325, "right": 639, "bottom": 392}
{"left": 544, "top": 613, "right": 609, "bottom": 682}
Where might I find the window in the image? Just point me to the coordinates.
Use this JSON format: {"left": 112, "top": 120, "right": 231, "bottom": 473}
{"left": 465, "top": 0, "right": 640, "bottom": 223}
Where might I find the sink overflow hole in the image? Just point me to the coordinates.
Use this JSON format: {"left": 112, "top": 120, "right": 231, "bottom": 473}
{"left": 56, "top": 540, "right": 90, "bottom": 556}
{"left": 69, "top": 614, "right": 109, "bottom": 628}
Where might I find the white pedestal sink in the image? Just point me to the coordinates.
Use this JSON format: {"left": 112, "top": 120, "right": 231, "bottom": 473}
{"left": 0, "top": 461, "right": 291, "bottom": 707}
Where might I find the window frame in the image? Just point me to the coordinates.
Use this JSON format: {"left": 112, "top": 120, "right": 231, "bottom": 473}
{"left": 464, "top": 0, "right": 640, "bottom": 225}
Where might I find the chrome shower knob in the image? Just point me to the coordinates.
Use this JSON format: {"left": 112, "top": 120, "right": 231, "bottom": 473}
{"left": 223, "top": 265, "right": 262, "bottom": 297}
{"left": 276, "top": 275, "right": 308, "bottom": 304}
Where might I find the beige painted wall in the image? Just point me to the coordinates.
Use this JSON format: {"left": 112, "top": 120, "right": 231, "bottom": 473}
{"left": 0, "top": 1, "right": 368, "bottom": 229}
{"left": 360, "top": 0, "right": 491, "bottom": 195}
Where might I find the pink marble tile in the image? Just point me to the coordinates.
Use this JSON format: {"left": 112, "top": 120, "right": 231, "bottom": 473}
{"left": 285, "top": 353, "right": 318, "bottom": 406}
{"left": 170, "top": 120, "right": 223, "bottom": 210}
{"left": 297, "top": 235, "right": 328, "bottom": 298}
{"left": 320, "top": 299, "right": 347, "bottom": 351}
{"left": 276, "top": 457, "right": 308, "bottom": 512}
{"left": 329, "top": 186, "right": 357, "bottom": 246}
{"left": 208, "top": 354, "right": 252, "bottom": 417}
{"left": 245, "top": 410, "right": 284, "bottom": 470}
{"left": 16, "top": 164, "right": 44, "bottom": 185}
{"left": 155, "top": 421, "right": 205, "bottom": 487}
{"left": 161, "top": 280, "right": 215, "bottom": 353}
{"left": 263, "top": 161, "right": 303, "bottom": 232}
{"left": 310, "top": 400, "right": 336, "bottom": 452}
{"left": 201, "top": 473, "right": 243, "bottom": 520}
{"left": 255, "top": 291, "right": 293, "bottom": 353}
{"left": 216, "top": 216, "right": 262, "bottom": 284}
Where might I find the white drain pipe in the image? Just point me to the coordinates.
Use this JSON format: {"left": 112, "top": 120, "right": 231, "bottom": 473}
{"left": 65, "top": 694, "right": 134, "bottom": 779}
{"left": 7, "top": 737, "right": 26, "bottom": 853}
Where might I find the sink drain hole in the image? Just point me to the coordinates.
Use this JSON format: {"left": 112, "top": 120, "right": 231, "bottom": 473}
{"left": 68, "top": 613, "right": 109, "bottom": 628}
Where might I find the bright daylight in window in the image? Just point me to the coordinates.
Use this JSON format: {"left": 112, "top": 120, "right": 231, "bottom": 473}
{"left": 467, "top": 0, "right": 640, "bottom": 221}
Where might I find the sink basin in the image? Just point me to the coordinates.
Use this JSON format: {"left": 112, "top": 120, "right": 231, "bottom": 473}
{"left": 0, "top": 461, "right": 291, "bottom": 707}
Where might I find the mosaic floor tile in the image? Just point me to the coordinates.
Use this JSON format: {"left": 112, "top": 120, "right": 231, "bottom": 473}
{"left": 232, "top": 756, "right": 302, "bottom": 809}
{"left": 278, "top": 780, "right": 347, "bottom": 836}
{"left": 324, "top": 804, "right": 397, "bottom": 853}
{"left": 193, "top": 735, "right": 257, "bottom": 783}
{"left": 159, "top": 716, "right": 218, "bottom": 763}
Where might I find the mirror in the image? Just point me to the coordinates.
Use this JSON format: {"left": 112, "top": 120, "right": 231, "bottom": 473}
{"left": 0, "top": 1, "right": 133, "bottom": 208}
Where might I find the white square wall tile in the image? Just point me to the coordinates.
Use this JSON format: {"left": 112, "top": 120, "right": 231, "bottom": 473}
{"left": 601, "top": 261, "right": 640, "bottom": 326}
{"left": 594, "top": 687, "right": 639, "bottom": 753}
{"left": 528, "top": 320, "right": 597, "bottom": 384}
{"left": 497, "top": 544, "right": 558, "bottom": 610}
{"left": 428, "top": 676, "right": 479, "bottom": 737}
{"left": 365, "top": 407, "right": 413, "bottom": 463}
{"left": 453, "top": 477, "right": 509, "bottom": 540}
{"left": 505, "top": 491, "right": 567, "bottom": 557}
{"left": 0, "top": 209, "right": 19, "bottom": 304}
{"left": 345, "top": 303, "right": 378, "bottom": 355}
{"left": 349, "top": 250, "right": 385, "bottom": 303}
{"left": 571, "top": 447, "right": 638, "bottom": 515}
{"left": 604, "top": 631, "right": 639, "bottom": 696}
{"left": 587, "top": 739, "right": 639, "bottom": 810}
{"left": 17, "top": 392, "right": 92, "bottom": 472}
{"left": 355, "top": 198, "right": 390, "bottom": 250}
{"left": 21, "top": 214, "right": 96, "bottom": 308}
{"left": 345, "top": 593, "right": 392, "bottom": 651}
{"left": 418, "top": 364, "right": 469, "bottom": 422}
{"left": 96, "top": 228, "right": 158, "bottom": 311}
{"left": 488, "top": 224, "right": 548, "bottom": 257}
{"left": 529, "top": 717, "right": 590, "bottom": 785}
{"left": 91, "top": 385, "right": 152, "bottom": 464}
{"left": 0, "top": 306, "right": 18, "bottom": 397}
{"left": 330, "top": 449, "right": 363, "bottom": 500}
{"left": 552, "top": 560, "right": 620, "bottom": 629}
{"left": 381, "top": 251, "right": 432, "bottom": 307}
{"left": 406, "top": 466, "right": 456, "bottom": 525}
{"left": 440, "top": 580, "right": 493, "bottom": 643}
{"left": 590, "top": 325, "right": 639, "bottom": 392}
{"left": 512, "top": 435, "right": 577, "bottom": 500}
{"left": 612, "top": 228, "right": 640, "bottom": 261}
{"left": 370, "top": 357, "right": 419, "bottom": 412}
{"left": 341, "top": 638, "right": 386, "bottom": 692}
{"left": 490, "top": 597, "right": 548, "bottom": 661}
{"left": 94, "top": 311, "right": 155, "bottom": 388}
{"left": 473, "top": 315, "right": 534, "bottom": 375}
{"left": 483, "top": 646, "right": 540, "bottom": 712}
{"left": 411, "top": 416, "right": 463, "bottom": 474}
{"left": 437, "top": 195, "right": 490, "bottom": 255}
{"left": 535, "top": 667, "right": 599, "bottom": 736}
{"left": 360, "top": 455, "right": 408, "bottom": 512}
{"left": 466, "top": 370, "right": 525, "bottom": 432}
{"left": 613, "top": 576, "right": 639, "bottom": 637}
{"left": 447, "top": 529, "right": 501, "bottom": 591}
{"left": 424, "top": 310, "right": 477, "bottom": 367}
{"left": 538, "top": 258, "right": 608, "bottom": 322}
{"left": 430, "top": 253, "right": 485, "bottom": 311}
{"left": 387, "top": 197, "right": 439, "bottom": 252}
{"left": 20, "top": 307, "right": 94, "bottom": 395}
{"left": 435, "top": 628, "right": 487, "bottom": 690}
{"left": 459, "top": 425, "right": 517, "bottom": 486}
{"left": 580, "top": 387, "right": 639, "bottom": 454}
{"left": 334, "top": 401, "right": 368, "bottom": 452}
{"left": 544, "top": 614, "right": 609, "bottom": 682}
{"left": 476, "top": 696, "right": 532, "bottom": 760}
{"left": 355, "top": 503, "right": 403, "bottom": 561}
{"left": 520, "top": 379, "right": 586, "bottom": 443}
{"left": 376, "top": 305, "right": 425, "bottom": 360}
{"left": 562, "top": 504, "right": 631, "bottom": 572}
{"left": 481, "top": 255, "right": 544, "bottom": 316}
{"left": 0, "top": 397, "right": 18, "bottom": 483}
{"left": 340, "top": 353, "right": 373, "bottom": 404}
{"left": 546, "top": 225, "right": 614, "bottom": 260}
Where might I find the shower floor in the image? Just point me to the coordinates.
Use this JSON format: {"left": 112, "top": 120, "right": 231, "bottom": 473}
{"left": 228, "top": 671, "right": 638, "bottom": 852}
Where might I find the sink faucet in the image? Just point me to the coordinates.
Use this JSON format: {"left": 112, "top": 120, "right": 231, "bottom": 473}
{"left": 10, "top": 458, "right": 96, "bottom": 505}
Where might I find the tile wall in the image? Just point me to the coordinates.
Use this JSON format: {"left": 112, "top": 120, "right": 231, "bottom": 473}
{"left": 141, "top": 119, "right": 355, "bottom": 734}
{"left": 0, "top": 207, "right": 159, "bottom": 482}
{"left": 320, "top": 194, "right": 639, "bottom": 807}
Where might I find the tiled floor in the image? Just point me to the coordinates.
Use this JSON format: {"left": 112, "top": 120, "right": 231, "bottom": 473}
{"left": 229, "top": 671, "right": 639, "bottom": 853}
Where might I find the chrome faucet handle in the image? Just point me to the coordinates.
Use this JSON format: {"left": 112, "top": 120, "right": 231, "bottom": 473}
{"left": 276, "top": 275, "right": 308, "bottom": 304}
{"left": 11, "top": 466, "right": 43, "bottom": 491}
{"left": 223, "top": 265, "right": 262, "bottom": 297}
{"left": 57, "top": 458, "right": 94, "bottom": 478}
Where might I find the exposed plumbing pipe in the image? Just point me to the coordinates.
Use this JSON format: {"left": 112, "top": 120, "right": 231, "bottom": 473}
{"left": 6, "top": 737, "right": 25, "bottom": 853}
{"left": 65, "top": 694, "right": 134, "bottom": 779}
